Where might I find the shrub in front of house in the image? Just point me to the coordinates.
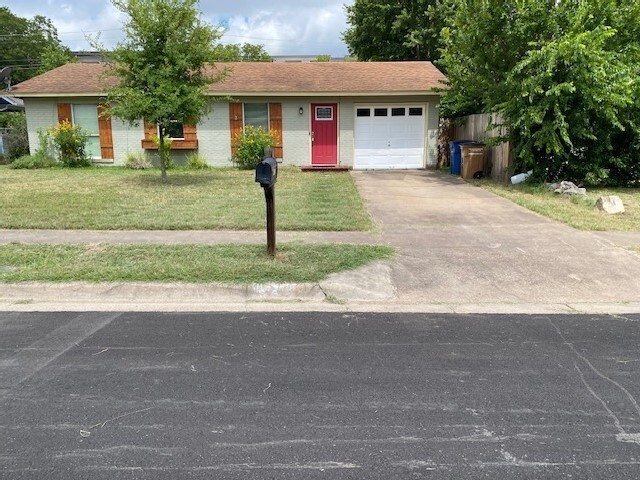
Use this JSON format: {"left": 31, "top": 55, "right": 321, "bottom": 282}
{"left": 187, "top": 152, "right": 209, "bottom": 169}
{"left": 124, "top": 151, "right": 153, "bottom": 170}
{"left": 9, "top": 154, "right": 57, "bottom": 169}
{"left": 48, "top": 120, "right": 91, "bottom": 167}
{"left": 151, "top": 134, "right": 174, "bottom": 169}
{"left": 232, "top": 125, "right": 276, "bottom": 170}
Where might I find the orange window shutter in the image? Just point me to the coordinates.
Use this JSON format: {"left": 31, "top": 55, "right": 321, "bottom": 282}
{"left": 141, "top": 120, "right": 158, "bottom": 149}
{"left": 183, "top": 123, "right": 197, "bottom": 141}
{"left": 269, "top": 103, "right": 283, "bottom": 158}
{"left": 229, "top": 103, "right": 243, "bottom": 157}
{"left": 97, "top": 105, "right": 114, "bottom": 160}
{"left": 144, "top": 120, "right": 156, "bottom": 140}
{"left": 57, "top": 103, "right": 72, "bottom": 124}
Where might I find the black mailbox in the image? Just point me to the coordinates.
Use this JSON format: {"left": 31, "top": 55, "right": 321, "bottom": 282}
{"left": 255, "top": 156, "right": 277, "bottom": 187}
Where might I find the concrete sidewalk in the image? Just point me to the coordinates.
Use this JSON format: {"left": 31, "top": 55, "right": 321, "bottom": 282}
{"left": 1, "top": 170, "right": 640, "bottom": 313}
{"left": 0, "top": 229, "right": 378, "bottom": 245}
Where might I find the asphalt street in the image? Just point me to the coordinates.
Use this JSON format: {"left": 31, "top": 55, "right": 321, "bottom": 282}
{"left": 1, "top": 312, "right": 640, "bottom": 479}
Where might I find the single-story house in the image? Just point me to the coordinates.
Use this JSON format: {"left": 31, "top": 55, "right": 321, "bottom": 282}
{"left": 12, "top": 61, "right": 447, "bottom": 170}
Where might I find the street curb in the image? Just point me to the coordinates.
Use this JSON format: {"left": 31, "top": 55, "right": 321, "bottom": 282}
{"left": 1, "top": 282, "right": 639, "bottom": 314}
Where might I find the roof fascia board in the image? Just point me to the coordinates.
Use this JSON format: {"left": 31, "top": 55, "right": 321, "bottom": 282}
{"left": 13, "top": 92, "right": 106, "bottom": 98}
{"left": 210, "top": 90, "right": 444, "bottom": 97}
{"left": 15, "top": 90, "right": 444, "bottom": 99}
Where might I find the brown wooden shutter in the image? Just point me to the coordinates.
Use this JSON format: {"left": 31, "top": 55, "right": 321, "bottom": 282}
{"left": 144, "top": 120, "right": 156, "bottom": 141}
{"left": 269, "top": 103, "right": 283, "bottom": 158}
{"left": 97, "top": 104, "right": 113, "bottom": 160}
{"left": 183, "top": 123, "right": 197, "bottom": 142}
{"left": 142, "top": 120, "right": 156, "bottom": 149}
{"left": 229, "top": 103, "right": 244, "bottom": 158}
{"left": 57, "top": 103, "right": 72, "bottom": 124}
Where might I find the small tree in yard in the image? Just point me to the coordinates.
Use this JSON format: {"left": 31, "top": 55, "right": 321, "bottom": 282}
{"left": 99, "top": 0, "right": 224, "bottom": 182}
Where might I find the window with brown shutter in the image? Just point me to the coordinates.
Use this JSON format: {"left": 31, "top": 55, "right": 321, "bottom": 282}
{"left": 229, "top": 102, "right": 283, "bottom": 159}
{"left": 141, "top": 121, "right": 198, "bottom": 149}
{"left": 57, "top": 103, "right": 113, "bottom": 160}
{"left": 229, "top": 103, "right": 244, "bottom": 158}
{"left": 97, "top": 104, "right": 113, "bottom": 160}
{"left": 269, "top": 103, "right": 283, "bottom": 158}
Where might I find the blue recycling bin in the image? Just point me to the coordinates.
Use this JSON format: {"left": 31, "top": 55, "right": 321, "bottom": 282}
{"left": 449, "top": 140, "right": 471, "bottom": 175}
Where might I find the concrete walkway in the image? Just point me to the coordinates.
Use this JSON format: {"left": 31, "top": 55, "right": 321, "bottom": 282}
{"left": 0, "top": 229, "right": 378, "bottom": 245}
{"left": 1, "top": 170, "right": 640, "bottom": 313}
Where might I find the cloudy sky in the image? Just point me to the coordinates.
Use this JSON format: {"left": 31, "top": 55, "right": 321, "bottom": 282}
{"left": 2, "top": 0, "right": 354, "bottom": 56}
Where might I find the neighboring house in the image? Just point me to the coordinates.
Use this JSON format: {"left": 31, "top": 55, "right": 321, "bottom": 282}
{"left": 12, "top": 62, "right": 447, "bottom": 170}
{"left": 0, "top": 95, "right": 24, "bottom": 112}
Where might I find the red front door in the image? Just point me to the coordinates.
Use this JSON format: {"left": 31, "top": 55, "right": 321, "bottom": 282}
{"left": 311, "top": 104, "right": 338, "bottom": 165}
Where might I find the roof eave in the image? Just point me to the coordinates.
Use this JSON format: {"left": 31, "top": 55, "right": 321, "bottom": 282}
{"left": 13, "top": 92, "right": 107, "bottom": 98}
{"left": 14, "top": 90, "right": 445, "bottom": 99}
{"left": 211, "top": 90, "right": 444, "bottom": 97}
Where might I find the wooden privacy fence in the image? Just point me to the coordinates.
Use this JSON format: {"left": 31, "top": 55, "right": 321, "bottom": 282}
{"left": 453, "top": 113, "right": 512, "bottom": 182}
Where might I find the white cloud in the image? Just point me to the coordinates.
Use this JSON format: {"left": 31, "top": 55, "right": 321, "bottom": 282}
{"left": 0, "top": 0, "right": 353, "bottom": 55}
{"left": 218, "top": 4, "right": 348, "bottom": 55}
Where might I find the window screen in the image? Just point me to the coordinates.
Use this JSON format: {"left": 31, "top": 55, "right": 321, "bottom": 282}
{"left": 72, "top": 104, "right": 100, "bottom": 158}
{"left": 244, "top": 104, "right": 269, "bottom": 130}
{"left": 72, "top": 104, "right": 99, "bottom": 134}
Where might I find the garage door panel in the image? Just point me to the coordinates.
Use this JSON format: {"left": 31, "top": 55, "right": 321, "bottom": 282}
{"left": 354, "top": 104, "right": 425, "bottom": 170}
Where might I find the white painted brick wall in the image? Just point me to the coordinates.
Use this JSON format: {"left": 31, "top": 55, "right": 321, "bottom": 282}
{"left": 23, "top": 98, "right": 57, "bottom": 155}
{"left": 339, "top": 101, "right": 355, "bottom": 167}
{"left": 197, "top": 102, "right": 232, "bottom": 166}
{"left": 426, "top": 100, "right": 440, "bottom": 167}
{"left": 281, "top": 101, "right": 311, "bottom": 166}
{"left": 111, "top": 118, "right": 145, "bottom": 165}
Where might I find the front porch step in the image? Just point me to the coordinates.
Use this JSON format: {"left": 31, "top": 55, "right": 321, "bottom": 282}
{"left": 300, "top": 165, "right": 351, "bottom": 172}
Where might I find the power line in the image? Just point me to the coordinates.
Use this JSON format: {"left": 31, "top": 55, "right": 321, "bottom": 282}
{"left": 0, "top": 27, "right": 124, "bottom": 38}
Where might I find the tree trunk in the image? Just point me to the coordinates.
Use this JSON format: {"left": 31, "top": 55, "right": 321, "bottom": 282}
{"left": 159, "top": 124, "right": 167, "bottom": 183}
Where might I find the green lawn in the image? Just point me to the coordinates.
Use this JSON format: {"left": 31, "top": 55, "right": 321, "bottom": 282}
{"left": 0, "top": 243, "right": 394, "bottom": 283}
{"left": 0, "top": 166, "right": 372, "bottom": 231}
{"left": 474, "top": 180, "right": 640, "bottom": 231}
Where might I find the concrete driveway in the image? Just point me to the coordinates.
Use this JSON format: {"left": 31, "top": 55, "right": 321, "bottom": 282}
{"left": 352, "top": 170, "right": 640, "bottom": 310}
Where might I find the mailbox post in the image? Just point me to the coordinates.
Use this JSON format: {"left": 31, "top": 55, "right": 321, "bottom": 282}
{"left": 255, "top": 149, "right": 278, "bottom": 256}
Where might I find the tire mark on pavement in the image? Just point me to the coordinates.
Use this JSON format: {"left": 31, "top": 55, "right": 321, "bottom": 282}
{"left": 0, "top": 312, "right": 121, "bottom": 396}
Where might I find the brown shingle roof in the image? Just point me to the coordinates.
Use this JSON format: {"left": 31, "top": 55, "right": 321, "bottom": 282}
{"left": 12, "top": 61, "right": 447, "bottom": 97}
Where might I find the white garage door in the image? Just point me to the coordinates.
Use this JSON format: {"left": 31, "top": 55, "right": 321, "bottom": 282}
{"left": 354, "top": 105, "right": 425, "bottom": 169}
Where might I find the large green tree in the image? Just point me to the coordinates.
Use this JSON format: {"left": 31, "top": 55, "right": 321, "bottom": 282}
{"left": 438, "top": 0, "right": 640, "bottom": 186}
{"left": 100, "top": 0, "right": 224, "bottom": 182}
{"left": 0, "top": 7, "right": 75, "bottom": 85}
{"left": 343, "top": 0, "right": 444, "bottom": 61}
{"left": 212, "top": 43, "right": 272, "bottom": 62}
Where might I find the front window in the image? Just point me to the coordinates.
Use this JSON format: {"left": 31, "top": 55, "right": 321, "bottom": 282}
{"left": 72, "top": 104, "right": 101, "bottom": 158}
{"left": 161, "top": 120, "right": 184, "bottom": 139}
{"left": 243, "top": 103, "right": 269, "bottom": 131}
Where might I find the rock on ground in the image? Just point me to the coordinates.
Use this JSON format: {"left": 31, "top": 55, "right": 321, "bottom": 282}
{"left": 596, "top": 195, "right": 625, "bottom": 214}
